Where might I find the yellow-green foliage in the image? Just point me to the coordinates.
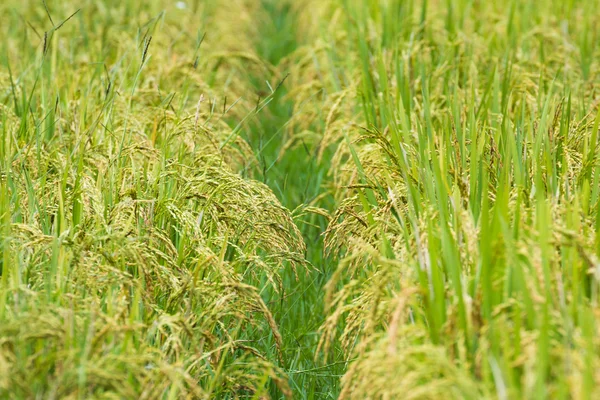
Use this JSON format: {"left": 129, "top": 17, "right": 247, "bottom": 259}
{"left": 284, "top": 0, "right": 600, "bottom": 398}
{"left": 3, "top": 0, "right": 600, "bottom": 399}
{"left": 0, "top": 0, "right": 305, "bottom": 398}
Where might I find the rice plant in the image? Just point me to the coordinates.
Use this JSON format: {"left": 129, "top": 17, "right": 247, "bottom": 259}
{"left": 1, "top": 0, "right": 600, "bottom": 399}
{"left": 289, "top": 1, "right": 600, "bottom": 398}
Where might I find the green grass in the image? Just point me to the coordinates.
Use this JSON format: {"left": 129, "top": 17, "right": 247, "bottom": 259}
{"left": 1, "top": 0, "right": 600, "bottom": 399}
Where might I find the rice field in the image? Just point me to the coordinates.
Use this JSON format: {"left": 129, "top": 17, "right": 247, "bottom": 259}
{"left": 1, "top": 0, "right": 600, "bottom": 398}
